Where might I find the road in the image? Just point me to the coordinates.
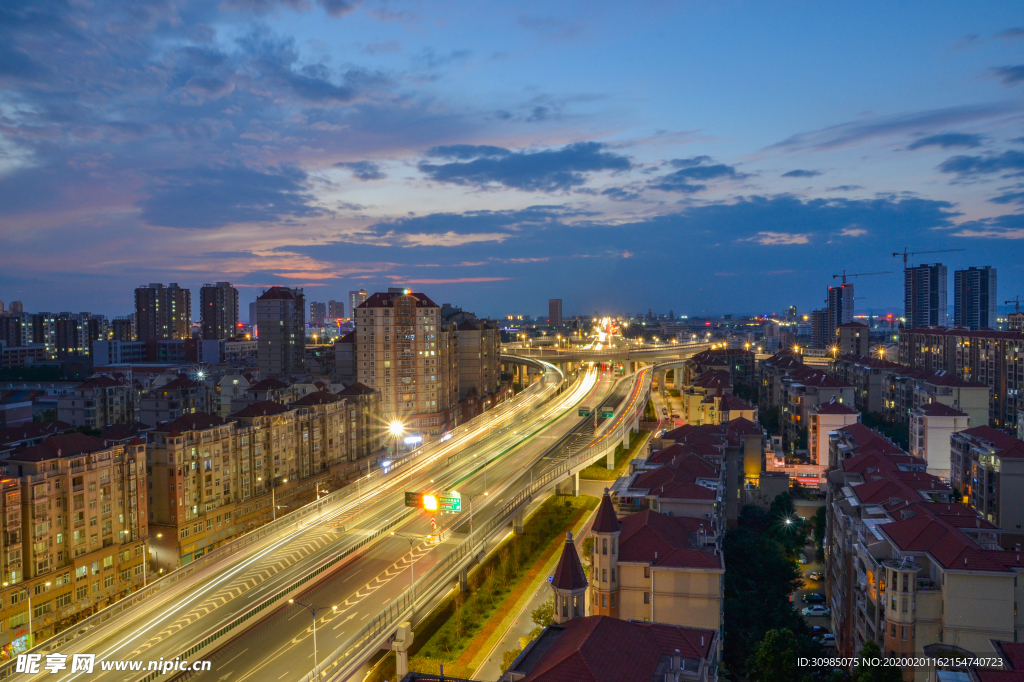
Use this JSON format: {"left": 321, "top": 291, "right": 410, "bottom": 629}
{"left": 10, "top": 361, "right": 632, "bottom": 682}
{"left": 181, "top": 366, "right": 630, "bottom": 682}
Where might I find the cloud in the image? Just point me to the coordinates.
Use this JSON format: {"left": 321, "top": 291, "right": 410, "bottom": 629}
{"left": 950, "top": 214, "right": 1024, "bottom": 239}
{"left": 601, "top": 187, "right": 643, "bottom": 202}
{"left": 386, "top": 277, "right": 511, "bottom": 284}
{"left": 989, "top": 190, "right": 1024, "bottom": 205}
{"left": 906, "top": 133, "right": 985, "bottom": 150}
{"left": 991, "top": 66, "right": 1024, "bottom": 86}
{"left": 937, "top": 150, "right": 1024, "bottom": 178}
{"left": 827, "top": 185, "right": 864, "bottom": 191}
{"left": 769, "top": 103, "right": 1021, "bottom": 151}
{"left": 840, "top": 227, "right": 867, "bottom": 237}
{"left": 739, "top": 231, "right": 811, "bottom": 245}
{"left": 317, "top": 0, "right": 358, "bottom": 17}
{"left": 517, "top": 15, "right": 583, "bottom": 40}
{"left": 648, "top": 156, "right": 746, "bottom": 193}
{"left": 139, "top": 165, "right": 326, "bottom": 228}
{"left": 400, "top": 232, "right": 510, "bottom": 247}
{"left": 995, "top": 28, "right": 1024, "bottom": 40}
{"left": 418, "top": 142, "right": 631, "bottom": 192}
{"left": 782, "top": 169, "right": 822, "bottom": 178}
{"left": 335, "top": 160, "right": 386, "bottom": 180}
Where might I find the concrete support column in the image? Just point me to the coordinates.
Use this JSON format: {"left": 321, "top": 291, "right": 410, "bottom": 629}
{"left": 513, "top": 511, "right": 525, "bottom": 534}
{"left": 459, "top": 567, "right": 469, "bottom": 592}
{"left": 674, "top": 368, "right": 682, "bottom": 390}
{"left": 606, "top": 447, "right": 615, "bottom": 470}
{"left": 622, "top": 428, "right": 630, "bottom": 451}
{"left": 392, "top": 622, "right": 414, "bottom": 678}
{"left": 658, "top": 371, "right": 667, "bottom": 394}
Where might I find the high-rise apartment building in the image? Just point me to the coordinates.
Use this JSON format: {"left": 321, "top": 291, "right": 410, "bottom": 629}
{"left": 200, "top": 282, "right": 239, "bottom": 340}
{"left": 134, "top": 283, "right": 191, "bottom": 340}
{"left": 904, "top": 263, "right": 947, "bottom": 328}
{"left": 827, "top": 283, "right": 854, "bottom": 343}
{"left": 954, "top": 266, "right": 997, "bottom": 330}
{"left": 548, "top": 298, "right": 563, "bottom": 327}
{"left": 352, "top": 289, "right": 460, "bottom": 435}
{"left": 256, "top": 287, "right": 305, "bottom": 378}
{"left": 328, "top": 300, "right": 345, "bottom": 321}
{"left": 309, "top": 301, "right": 326, "bottom": 327}
{"left": 9, "top": 301, "right": 23, "bottom": 313}
{"left": 348, "top": 290, "right": 368, "bottom": 318}
{"left": 111, "top": 316, "right": 134, "bottom": 342}
{"left": 810, "top": 308, "right": 829, "bottom": 349}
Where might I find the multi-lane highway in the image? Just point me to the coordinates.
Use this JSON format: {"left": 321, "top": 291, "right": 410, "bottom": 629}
{"left": 9, "top": 359, "right": 631, "bottom": 682}
{"left": 179, "top": 365, "right": 628, "bottom": 682}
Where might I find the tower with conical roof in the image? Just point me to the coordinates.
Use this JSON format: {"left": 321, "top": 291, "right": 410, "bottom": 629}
{"left": 551, "top": 532, "right": 588, "bottom": 624}
{"left": 591, "top": 489, "right": 621, "bottom": 617}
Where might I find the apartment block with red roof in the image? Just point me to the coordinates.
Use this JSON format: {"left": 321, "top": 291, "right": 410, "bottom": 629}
{"left": 139, "top": 374, "right": 212, "bottom": 427}
{"left": 950, "top": 426, "right": 1024, "bottom": 547}
{"left": 0, "top": 434, "right": 147, "bottom": 652}
{"left": 825, "top": 425, "right": 1024, "bottom": 680}
{"left": 909, "top": 403, "right": 969, "bottom": 482}
{"left": 830, "top": 354, "right": 906, "bottom": 414}
{"left": 57, "top": 374, "right": 138, "bottom": 428}
{"left": 778, "top": 368, "right": 854, "bottom": 454}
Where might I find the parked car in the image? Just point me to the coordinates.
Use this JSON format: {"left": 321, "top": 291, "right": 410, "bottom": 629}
{"left": 801, "top": 605, "right": 831, "bottom": 617}
{"left": 798, "top": 553, "right": 809, "bottom": 564}
{"left": 802, "top": 593, "right": 826, "bottom": 604}
{"left": 670, "top": 413, "right": 680, "bottom": 419}
{"left": 805, "top": 570, "right": 824, "bottom": 581}
{"left": 662, "top": 407, "right": 668, "bottom": 415}
{"left": 809, "top": 626, "right": 831, "bottom": 637}
{"left": 814, "top": 633, "right": 836, "bottom": 647}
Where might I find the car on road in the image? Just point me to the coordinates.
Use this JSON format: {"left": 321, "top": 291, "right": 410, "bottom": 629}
{"left": 802, "top": 593, "right": 826, "bottom": 604}
{"left": 662, "top": 408, "right": 668, "bottom": 415}
{"left": 805, "top": 570, "right": 824, "bottom": 581}
{"left": 810, "top": 626, "right": 831, "bottom": 637}
{"left": 801, "top": 605, "right": 831, "bottom": 617}
{"left": 798, "top": 553, "right": 809, "bottom": 564}
{"left": 670, "top": 413, "right": 680, "bottom": 419}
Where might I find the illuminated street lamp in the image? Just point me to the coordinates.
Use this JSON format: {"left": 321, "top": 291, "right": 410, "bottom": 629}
{"left": 257, "top": 475, "right": 288, "bottom": 521}
{"left": 288, "top": 599, "right": 336, "bottom": 679}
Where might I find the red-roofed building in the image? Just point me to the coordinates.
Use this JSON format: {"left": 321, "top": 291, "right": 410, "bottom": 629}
{"left": 808, "top": 398, "right": 860, "bottom": 469}
{"left": 255, "top": 286, "right": 305, "bottom": 378}
{"left": 57, "top": 374, "right": 138, "bottom": 428}
{"left": 551, "top": 532, "right": 588, "bottom": 624}
{"left": 140, "top": 373, "right": 211, "bottom": 427}
{"left": 826, "top": 439, "right": 1024, "bottom": 664}
{"left": 779, "top": 368, "right": 854, "bottom": 454}
{"left": 502, "top": 616, "right": 718, "bottom": 682}
{"left": 951, "top": 427, "right": 1024, "bottom": 547}
{"left": 909, "top": 402, "right": 970, "bottom": 481}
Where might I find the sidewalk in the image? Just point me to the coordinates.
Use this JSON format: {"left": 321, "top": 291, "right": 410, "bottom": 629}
{"left": 471, "top": 504, "right": 599, "bottom": 681}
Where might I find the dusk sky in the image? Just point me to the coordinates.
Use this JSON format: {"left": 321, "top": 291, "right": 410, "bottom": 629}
{"left": 2, "top": 1, "right": 1024, "bottom": 319}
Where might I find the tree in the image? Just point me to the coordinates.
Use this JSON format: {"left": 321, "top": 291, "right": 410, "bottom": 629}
{"left": 768, "top": 492, "right": 807, "bottom": 557}
{"left": 500, "top": 648, "right": 522, "bottom": 674}
{"left": 759, "top": 406, "right": 781, "bottom": 435}
{"left": 531, "top": 597, "right": 554, "bottom": 629}
{"left": 813, "top": 506, "right": 827, "bottom": 563}
{"left": 747, "top": 629, "right": 800, "bottom": 682}
{"left": 851, "top": 642, "right": 903, "bottom": 682}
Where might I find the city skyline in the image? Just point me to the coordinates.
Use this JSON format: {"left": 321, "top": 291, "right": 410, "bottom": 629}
{"left": 2, "top": 2, "right": 1024, "bottom": 317}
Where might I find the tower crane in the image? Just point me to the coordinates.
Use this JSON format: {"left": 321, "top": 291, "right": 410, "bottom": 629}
{"left": 1007, "top": 296, "right": 1022, "bottom": 314}
{"left": 832, "top": 270, "right": 893, "bottom": 284}
{"left": 892, "top": 247, "right": 965, "bottom": 269}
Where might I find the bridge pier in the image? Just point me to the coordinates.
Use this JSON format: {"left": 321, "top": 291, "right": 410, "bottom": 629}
{"left": 621, "top": 427, "right": 630, "bottom": 452}
{"left": 513, "top": 511, "right": 525, "bottom": 534}
{"left": 459, "top": 567, "right": 469, "bottom": 592}
{"left": 674, "top": 368, "right": 682, "bottom": 391}
{"left": 392, "top": 622, "right": 414, "bottom": 678}
{"left": 556, "top": 471, "right": 579, "bottom": 496}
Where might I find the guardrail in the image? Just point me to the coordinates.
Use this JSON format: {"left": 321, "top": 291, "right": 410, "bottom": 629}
{"left": 0, "top": 357, "right": 562, "bottom": 681}
{"left": 503, "top": 343, "right": 710, "bottom": 356}
{"left": 307, "top": 368, "right": 652, "bottom": 682}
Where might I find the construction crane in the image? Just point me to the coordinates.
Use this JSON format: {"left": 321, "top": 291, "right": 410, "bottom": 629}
{"left": 892, "top": 247, "right": 965, "bottom": 269}
{"left": 1007, "top": 296, "right": 1022, "bottom": 314}
{"left": 832, "top": 270, "right": 893, "bottom": 284}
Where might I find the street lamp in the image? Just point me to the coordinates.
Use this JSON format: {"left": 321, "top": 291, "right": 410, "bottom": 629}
{"left": 391, "top": 532, "right": 420, "bottom": 610}
{"left": 26, "top": 581, "right": 51, "bottom": 646}
{"left": 288, "top": 599, "right": 336, "bottom": 679}
{"left": 258, "top": 475, "right": 288, "bottom": 521}
{"left": 465, "top": 491, "right": 488, "bottom": 547}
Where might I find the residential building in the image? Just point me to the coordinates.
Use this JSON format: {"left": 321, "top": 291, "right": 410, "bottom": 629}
{"left": 334, "top": 331, "right": 355, "bottom": 385}
{"left": 328, "top": 300, "right": 345, "bottom": 321}
{"left": 256, "top": 286, "right": 305, "bottom": 378}
{"left": 757, "top": 351, "right": 805, "bottom": 412}
{"left": 1, "top": 433, "right": 147, "bottom": 648}
{"left": 199, "top": 282, "right": 239, "bottom": 341}
{"left": 548, "top": 299, "right": 563, "bottom": 327}
{"left": 589, "top": 493, "right": 723, "bottom": 633}
{"left": 836, "top": 321, "right": 869, "bottom": 356}
{"left": 778, "top": 369, "right": 854, "bottom": 453}
{"left": 502, "top": 616, "right": 718, "bottom": 682}
{"left": 139, "top": 374, "right": 211, "bottom": 427}
{"left": 681, "top": 348, "right": 755, "bottom": 391}
{"left": 134, "top": 283, "right": 191, "bottom": 341}
{"left": 680, "top": 371, "right": 731, "bottom": 426}
{"left": 904, "top": 263, "right": 948, "bottom": 329}
{"left": 348, "top": 290, "right": 368, "bottom": 318}
{"left": 810, "top": 308, "right": 830, "bottom": 349}
{"left": 909, "top": 403, "right": 969, "bottom": 481}
{"left": 337, "top": 382, "right": 384, "bottom": 461}
{"left": 830, "top": 354, "right": 905, "bottom": 414}
{"left": 57, "top": 375, "right": 138, "bottom": 428}
{"left": 954, "top": 266, "right": 997, "bottom": 330}
{"left": 309, "top": 301, "right": 326, "bottom": 327}
{"left": 828, "top": 283, "right": 855, "bottom": 343}
{"left": 825, "top": 438, "right": 1024, "bottom": 671}
{"left": 353, "top": 290, "right": 460, "bottom": 436}
{"left": 950, "top": 426, "right": 1024, "bottom": 544}
{"left": 111, "top": 316, "right": 133, "bottom": 342}
{"left": 807, "top": 399, "right": 859, "bottom": 467}
{"left": 454, "top": 319, "right": 501, "bottom": 405}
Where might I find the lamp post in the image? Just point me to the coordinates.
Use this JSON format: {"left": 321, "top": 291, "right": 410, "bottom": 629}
{"left": 258, "top": 476, "right": 288, "bottom": 521}
{"left": 465, "top": 492, "right": 488, "bottom": 548}
{"left": 391, "top": 532, "right": 419, "bottom": 610}
{"left": 288, "top": 599, "right": 335, "bottom": 679}
{"left": 26, "top": 581, "right": 51, "bottom": 647}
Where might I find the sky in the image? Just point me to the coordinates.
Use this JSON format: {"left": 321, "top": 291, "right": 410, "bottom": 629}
{"left": 1, "top": 1, "right": 1024, "bottom": 320}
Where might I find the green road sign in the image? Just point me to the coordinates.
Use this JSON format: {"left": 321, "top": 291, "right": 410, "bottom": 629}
{"left": 601, "top": 408, "right": 614, "bottom": 418}
{"left": 578, "top": 406, "right": 592, "bottom": 417}
{"left": 439, "top": 492, "right": 462, "bottom": 512}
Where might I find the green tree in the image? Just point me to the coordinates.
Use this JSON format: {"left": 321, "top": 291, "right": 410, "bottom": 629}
{"left": 747, "top": 629, "right": 800, "bottom": 682}
{"left": 768, "top": 492, "right": 806, "bottom": 557}
{"left": 813, "top": 506, "right": 827, "bottom": 563}
{"left": 851, "top": 642, "right": 903, "bottom": 682}
{"left": 500, "top": 648, "right": 522, "bottom": 674}
{"left": 759, "top": 406, "right": 781, "bottom": 435}
{"left": 531, "top": 597, "right": 554, "bottom": 629}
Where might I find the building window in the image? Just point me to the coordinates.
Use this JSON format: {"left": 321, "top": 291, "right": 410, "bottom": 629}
{"left": 602, "top": 569, "right": 607, "bottom": 583}
{"left": 601, "top": 594, "right": 607, "bottom": 608}
{"left": 602, "top": 538, "right": 607, "bottom": 555}
{"left": 611, "top": 569, "right": 616, "bottom": 582}
{"left": 644, "top": 566, "right": 650, "bottom": 579}
{"left": 610, "top": 594, "right": 616, "bottom": 608}
{"left": 643, "top": 592, "right": 650, "bottom": 604}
